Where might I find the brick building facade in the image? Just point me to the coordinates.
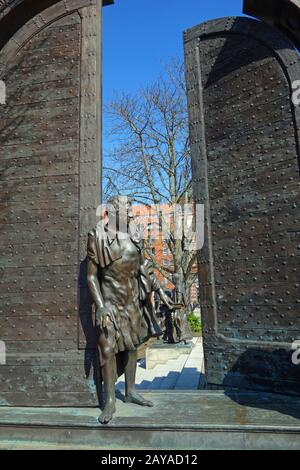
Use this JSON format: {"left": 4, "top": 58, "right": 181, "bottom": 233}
{"left": 132, "top": 203, "right": 199, "bottom": 304}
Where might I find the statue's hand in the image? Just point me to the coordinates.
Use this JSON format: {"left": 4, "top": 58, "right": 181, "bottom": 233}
{"left": 95, "top": 307, "right": 109, "bottom": 329}
{"left": 161, "top": 295, "right": 174, "bottom": 310}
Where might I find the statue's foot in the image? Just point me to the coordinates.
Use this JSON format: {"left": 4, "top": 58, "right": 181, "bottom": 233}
{"left": 98, "top": 401, "right": 116, "bottom": 425}
{"left": 182, "top": 339, "right": 193, "bottom": 345}
{"left": 125, "top": 391, "right": 154, "bottom": 407}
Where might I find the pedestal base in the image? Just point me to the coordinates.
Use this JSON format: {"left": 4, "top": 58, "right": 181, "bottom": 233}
{"left": 1, "top": 391, "right": 300, "bottom": 449}
{"left": 145, "top": 340, "right": 194, "bottom": 369}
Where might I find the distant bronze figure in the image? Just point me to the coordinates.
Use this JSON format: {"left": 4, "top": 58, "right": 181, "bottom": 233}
{"left": 87, "top": 196, "right": 164, "bottom": 424}
{"left": 141, "top": 259, "right": 174, "bottom": 339}
{"left": 172, "top": 272, "right": 193, "bottom": 344}
{"left": 162, "top": 273, "right": 193, "bottom": 344}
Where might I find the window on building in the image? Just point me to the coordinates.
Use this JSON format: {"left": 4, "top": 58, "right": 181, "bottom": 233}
{"left": 163, "top": 259, "right": 172, "bottom": 267}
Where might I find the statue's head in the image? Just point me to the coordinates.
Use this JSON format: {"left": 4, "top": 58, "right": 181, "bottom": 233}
{"left": 102, "top": 195, "right": 134, "bottom": 233}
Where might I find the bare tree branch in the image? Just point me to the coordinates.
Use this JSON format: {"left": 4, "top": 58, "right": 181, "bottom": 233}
{"left": 103, "top": 58, "right": 197, "bottom": 303}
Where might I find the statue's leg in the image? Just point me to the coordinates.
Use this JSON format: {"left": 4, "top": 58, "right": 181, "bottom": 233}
{"left": 98, "top": 356, "right": 116, "bottom": 424}
{"left": 124, "top": 350, "right": 154, "bottom": 407}
{"left": 174, "top": 312, "right": 182, "bottom": 342}
{"left": 98, "top": 322, "right": 117, "bottom": 424}
{"left": 162, "top": 315, "right": 168, "bottom": 341}
{"left": 165, "top": 312, "right": 175, "bottom": 343}
{"left": 177, "top": 310, "right": 193, "bottom": 344}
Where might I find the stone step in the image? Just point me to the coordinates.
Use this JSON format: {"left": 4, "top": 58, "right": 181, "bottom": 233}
{"left": 137, "top": 363, "right": 173, "bottom": 389}
{"left": 116, "top": 362, "right": 173, "bottom": 390}
{"left": 116, "top": 338, "right": 204, "bottom": 391}
{"left": 145, "top": 356, "right": 190, "bottom": 390}
{"left": 116, "top": 355, "right": 190, "bottom": 390}
{"left": 137, "top": 355, "right": 190, "bottom": 389}
{"left": 159, "top": 354, "right": 190, "bottom": 390}
{"left": 174, "top": 341, "right": 204, "bottom": 390}
{"left": 145, "top": 341, "right": 195, "bottom": 369}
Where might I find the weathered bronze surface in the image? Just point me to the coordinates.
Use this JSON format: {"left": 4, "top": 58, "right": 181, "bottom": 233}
{"left": 0, "top": 0, "right": 110, "bottom": 406}
{"left": 184, "top": 17, "right": 300, "bottom": 394}
{"left": 172, "top": 273, "right": 193, "bottom": 344}
{"left": 87, "top": 197, "right": 164, "bottom": 424}
{"left": 162, "top": 273, "right": 193, "bottom": 344}
{"left": 1, "top": 391, "right": 300, "bottom": 449}
{"left": 243, "top": 0, "right": 300, "bottom": 48}
{"left": 142, "top": 259, "right": 175, "bottom": 339}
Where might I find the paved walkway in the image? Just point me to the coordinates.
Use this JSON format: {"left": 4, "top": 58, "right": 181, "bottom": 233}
{"left": 116, "top": 338, "right": 205, "bottom": 391}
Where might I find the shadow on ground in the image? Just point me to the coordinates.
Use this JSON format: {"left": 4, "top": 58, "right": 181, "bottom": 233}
{"left": 116, "top": 365, "right": 205, "bottom": 392}
{"left": 222, "top": 348, "right": 300, "bottom": 420}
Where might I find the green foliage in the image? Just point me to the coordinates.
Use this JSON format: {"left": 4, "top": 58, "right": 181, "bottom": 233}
{"left": 187, "top": 312, "right": 202, "bottom": 333}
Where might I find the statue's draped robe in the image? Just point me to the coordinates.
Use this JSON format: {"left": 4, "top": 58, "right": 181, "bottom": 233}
{"left": 87, "top": 224, "right": 162, "bottom": 368}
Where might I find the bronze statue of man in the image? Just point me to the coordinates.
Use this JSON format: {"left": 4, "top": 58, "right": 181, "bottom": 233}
{"left": 172, "top": 272, "right": 193, "bottom": 344}
{"left": 140, "top": 259, "right": 174, "bottom": 338}
{"left": 87, "top": 196, "right": 164, "bottom": 424}
{"left": 162, "top": 273, "right": 193, "bottom": 344}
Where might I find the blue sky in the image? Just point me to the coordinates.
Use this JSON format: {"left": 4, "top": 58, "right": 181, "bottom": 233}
{"left": 102, "top": 0, "right": 245, "bottom": 103}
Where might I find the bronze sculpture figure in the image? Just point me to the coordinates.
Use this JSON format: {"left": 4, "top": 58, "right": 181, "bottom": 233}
{"left": 171, "top": 273, "right": 193, "bottom": 344}
{"left": 162, "top": 273, "right": 193, "bottom": 344}
{"left": 87, "top": 196, "right": 168, "bottom": 424}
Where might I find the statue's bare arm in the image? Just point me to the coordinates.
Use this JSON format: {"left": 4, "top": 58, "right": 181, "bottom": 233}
{"left": 87, "top": 259, "right": 103, "bottom": 309}
{"left": 87, "top": 259, "right": 108, "bottom": 328}
{"left": 140, "top": 251, "right": 173, "bottom": 309}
